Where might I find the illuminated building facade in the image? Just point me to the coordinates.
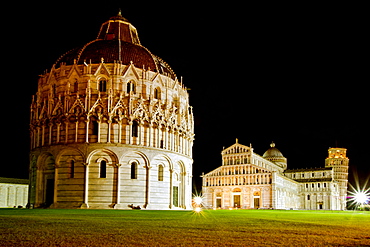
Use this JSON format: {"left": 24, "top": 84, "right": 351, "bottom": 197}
{"left": 202, "top": 141, "right": 348, "bottom": 210}
{"left": 28, "top": 12, "right": 194, "bottom": 209}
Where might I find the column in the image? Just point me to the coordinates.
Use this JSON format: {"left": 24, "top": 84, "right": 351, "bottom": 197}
{"left": 165, "top": 127, "right": 169, "bottom": 150}
{"left": 97, "top": 121, "right": 101, "bottom": 143}
{"left": 85, "top": 120, "right": 89, "bottom": 143}
{"left": 144, "top": 165, "right": 151, "bottom": 209}
{"left": 107, "top": 120, "right": 112, "bottom": 143}
{"left": 139, "top": 124, "right": 143, "bottom": 145}
{"left": 56, "top": 123, "right": 61, "bottom": 143}
{"left": 64, "top": 122, "right": 68, "bottom": 143}
{"left": 51, "top": 164, "right": 59, "bottom": 208}
{"left": 169, "top": 169, "right": 173, "bottom": 208}
{"left": 36, "top": 127, "right": 40, "bottom": 147}
{"left": 118, "top": 122, "right": 122, "bottom": 143}
{"left": 114, "top": 164, "right": 122, "bottom": 209}
{"left": 116, "top": 164, "right": 121, "bottom": 204}
{"left": 148, "top": 123, "right": 152, "bottom": 147}
{"left": 41, "top": 125, "right": 45, "bottom": 146}
{"left": 81, "top": 163, "right": 89, "bottom": 208}
{"left": 49, "top": 123, "right": 53, "bottom": 145}
{"left": 128, "top": 121, "right": 133, "bottom": 145}
{"left": 75, "top": 122, "right": 79, "bottom": 143}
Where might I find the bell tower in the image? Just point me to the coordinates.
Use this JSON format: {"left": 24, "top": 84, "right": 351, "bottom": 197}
{"left": 325, "top": 148, "right": 349, "bottom": 210}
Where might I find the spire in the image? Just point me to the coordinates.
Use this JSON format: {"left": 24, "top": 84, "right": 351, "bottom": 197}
{"left": 109, "top": 9, "right": 129, "bottom": 22}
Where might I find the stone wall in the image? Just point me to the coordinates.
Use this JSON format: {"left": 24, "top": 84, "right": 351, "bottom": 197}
{"left": 0, "top": 178, "right": 29, "bottom": 208}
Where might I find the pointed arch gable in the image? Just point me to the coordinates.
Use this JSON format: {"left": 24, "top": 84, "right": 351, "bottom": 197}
{"left": 151, "top": 73, "right": 165, "bottom": 87}
{"left": 94, "top": 63, "right": 111, "bottom": 77}
{"left": 110, "top": 97, "right": 129, "bottom": 116}
{"left": 67, "top": 64, "right": 82, "bottom": 78}
{"left": 88, "top": 97, "right": 106, "bottom": 116}
{"left": 132, "top": 101, "right": 149, "bottom": 121}
{"left": 68, "top": 97, "right": 86, "bottom": 115}
{"left": 121, "top": 63, "right": 140, "bottom": 80}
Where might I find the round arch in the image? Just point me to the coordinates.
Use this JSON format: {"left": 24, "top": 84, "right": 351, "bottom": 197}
{"left": 151, "top": 154, "right": 173, "bottom": 170}
{"left": 120, "top": 151, "right": 150, "bottom": 168}
{"left": 55, "top": 147, "right": 85, "bottom": 164}
{"left": 37, "top": 152, "right": 55, "bottom": 170}
{"left": 86, "top": 148, "right": 119, "bottom": 165}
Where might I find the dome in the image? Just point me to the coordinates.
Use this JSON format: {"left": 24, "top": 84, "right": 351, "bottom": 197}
{"left": 263, "top": 142, "right": 284, "bottom": 158}
{"left": 263, "top": 142, "right": 287, "bottom": 169}
{"left": 55, "top": 12, "right": 176, "bottom": 79}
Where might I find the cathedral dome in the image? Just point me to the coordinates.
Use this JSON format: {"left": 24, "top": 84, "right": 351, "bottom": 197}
{"left": 263, "top": 142, "right": 284, "bottom": 158}
{"left": 56, "top": 11, "right": 176, "bottom": 79}
{"left": 263, "top": 142, "right": 287, "bottom": 169}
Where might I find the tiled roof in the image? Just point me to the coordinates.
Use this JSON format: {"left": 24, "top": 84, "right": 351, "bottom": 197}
{"left": 0, "top": 177, "right": 29, "bottom": 185}
{"left": 293, "top": 178, "right": 333, "bottom": 183}
{"left": 55, "top": 13, "right": 177, "bottom": 79}
{"left": 284, "top": 167, "right": 333, "bottom": 173}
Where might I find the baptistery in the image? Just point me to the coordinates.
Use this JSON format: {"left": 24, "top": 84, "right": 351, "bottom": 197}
{"left": 28, "top": 12, "right": 194, "bottom": 209}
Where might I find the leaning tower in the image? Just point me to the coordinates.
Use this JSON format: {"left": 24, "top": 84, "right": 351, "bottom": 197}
{"left": 28, "top": 12, "right": 194, "bottom": 209}
{"left": 325, "top": 148, "right": 349, "bottom": 210}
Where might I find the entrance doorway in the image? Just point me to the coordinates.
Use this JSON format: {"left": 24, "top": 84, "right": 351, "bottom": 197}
{"left": 254, "top": 198, "right": 260, "bottom": 209}
{"left": 216, "top": 198, "right": 222, "bottom": 208}
{"left": 45, "top": 179, "right": 54, "bottom": 207}
{"left": 232, "top": 188, "right": 242, "bottom": 208}
{"left": 233, "top": 195, "right": 241, "bottom": 208}
{"left": 253, "top": 191, "right": 261, "bottom": 209}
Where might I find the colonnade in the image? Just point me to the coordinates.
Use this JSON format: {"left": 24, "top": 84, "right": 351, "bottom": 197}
{"left": 30, "top": 118, "right": 193, "bottom": 157}
{"left": 204, "top": 173, "right": 272, "bottom": 187}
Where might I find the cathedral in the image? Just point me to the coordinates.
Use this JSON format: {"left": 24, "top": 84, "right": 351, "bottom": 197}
{"left": 202, "top": 140, "right": 349, "bottom": 210}
{"left": 28, "top": 12, "right": 194, "bottom": 209}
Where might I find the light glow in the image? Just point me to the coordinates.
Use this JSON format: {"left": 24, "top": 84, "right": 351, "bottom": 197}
{"left": 348, "top": 171, "right": 370, "bottom": 210}
{"left": 354, "top": 192, "right": 368, "bottom": 204}
{"left": 192, "top": 192, "right": 205, "bottom": 213}
{"left": 194, "top": 207, "right": 202, "bottom": 213}
{"left": 194, "top": 196, "right": 203, "bottom": 205}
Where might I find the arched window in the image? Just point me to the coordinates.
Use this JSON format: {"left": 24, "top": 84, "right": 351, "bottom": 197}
{"left": 154, "top": 88, "right": 161, "bottom": 100}
{"left": 74, "top": 80, "right": 78, "bottom": 92}
{"left": 131, "top": 162, "right": 137, "bottom": 179}
{"left": 70, "top": 160, "right": 75, "bottom": 178}
{"left": 132, "top": 121, "right": 139, "bottom": 137}
{"left": 99, "top": 80, "right": 107, "bottom": 92}
{"left": 92, "top": 121, "right": 99, "bottom": 135}
{"left": 100, "top": 160, "right": 107, "bottom": 178}
{"left": 127, "top": 81, "right": 136, "bottom": 94}
{"left": 158, "top": 165, "right": 164, "bottom": 181}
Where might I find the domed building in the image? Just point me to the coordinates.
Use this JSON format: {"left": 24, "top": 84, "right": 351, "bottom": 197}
{"left": 202, "top": 140, "right": 349, "bottom": 210}
{"left": 262, "top": 142, "right": 287, "bottom": 169}
{"left": 28, "top": 12, "right": 194, "bottom": 209}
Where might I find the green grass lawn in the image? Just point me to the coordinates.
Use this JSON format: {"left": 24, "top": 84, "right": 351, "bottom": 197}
{"left": 1, "top": 209, "right": 369, "bottom": 246}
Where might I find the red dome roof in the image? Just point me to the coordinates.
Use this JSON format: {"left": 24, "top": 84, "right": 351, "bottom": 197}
{"left": 55, "top": 12, "right": 176, "bottom": 79}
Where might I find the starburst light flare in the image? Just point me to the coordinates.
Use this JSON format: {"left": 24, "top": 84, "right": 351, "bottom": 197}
{"left": 348, "top": 172, "right": 370, "bottom": 210}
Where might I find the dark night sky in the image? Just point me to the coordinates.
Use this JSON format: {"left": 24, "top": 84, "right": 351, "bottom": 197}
{"left": 3, "top": 2, "right": 369, "bottom": 190}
